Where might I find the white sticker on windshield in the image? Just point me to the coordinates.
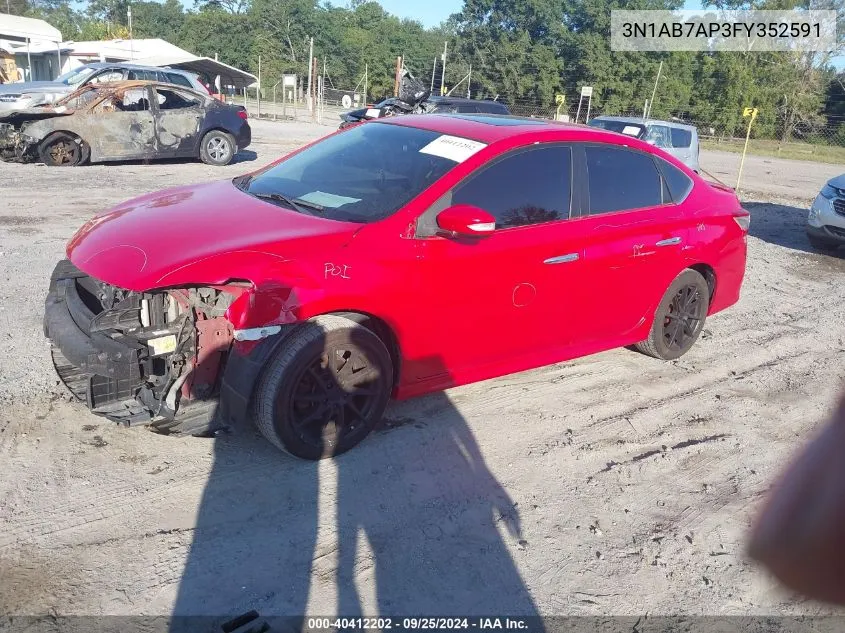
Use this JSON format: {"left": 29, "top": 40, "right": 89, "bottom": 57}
{"left": 419, "top": 135, "right": 487, "bottom": 163}
{"left": 298, "top": 190, "right": 361, "bottom": 208}
{"left": 365, "top": 108, "right": 381, "bottom": 119}
{"left": 622, "top": 125, "right": 641, "bottom": 136}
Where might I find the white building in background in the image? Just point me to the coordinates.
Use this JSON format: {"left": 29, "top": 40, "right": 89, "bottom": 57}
{"left": 0, "top": 14, "right": 256, "bottom": 90}
{"left": 0, "top": 12, "right": 63, "bottom": 81}
{"left": 59, "top": 38, "right": 192, "bottom": 72}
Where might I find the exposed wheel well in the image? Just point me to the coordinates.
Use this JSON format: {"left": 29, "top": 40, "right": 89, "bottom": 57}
{"left": 689, "top": 263, "right": 716, "bottom": 301}
{"left": 39, "top": 131, "right": 90, "bottom": 161}
{"left": 331, "top": 311, "right": 401, "bottom": 385}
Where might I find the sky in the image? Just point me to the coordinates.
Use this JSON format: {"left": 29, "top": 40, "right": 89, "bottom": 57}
{"left": 372, "top": 0, "right": 707, "bottom": 27}
{"left": 374, "top": 0, "right": 460, "bottom": 27}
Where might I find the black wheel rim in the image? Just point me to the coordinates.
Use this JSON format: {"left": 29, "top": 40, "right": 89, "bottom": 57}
{"left": 282, "top": 346, "right": 385, "bottom": 450}
{"left": 49, "top": 141, "right": 77, "bottom": 165}
{"left": 662, "top": 284, "right": 706, "bottom": 352}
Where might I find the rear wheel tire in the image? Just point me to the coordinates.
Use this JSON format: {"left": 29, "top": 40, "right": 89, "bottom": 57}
{"left": 808, "top": 234, "right": 840, "bottom": 252}
{"left": 636, "top": 269, "right": 710, "bottom": 361}
{"left": 200, "top": 130, "right": 236, "bottom": 166}
{"left": 254, "top": 315, "right": 394, "bottom": 460}
{"left": 38, "top": 132, "right": 87, "bottom": 166}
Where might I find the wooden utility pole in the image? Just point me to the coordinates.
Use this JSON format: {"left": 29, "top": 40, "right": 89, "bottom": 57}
{"left": 394, "top": 56, "right": 402, "bottom": 96}
{"left": 647, "top": 60, "right": 662, "bottom": 119}
{"left": 430, "top": 57, "right": 437, "bottom": 92}
{"left": 311, "top": 56, "right": 318, "bottom": 122}
{"left": 440, "top": 41, "right": 447, "bottom": 95}
{"left": 307, "top": 37, "right": 313, "bottom": 112}
{"left": 467, "top": 64, "right": 471, "bottom": 99}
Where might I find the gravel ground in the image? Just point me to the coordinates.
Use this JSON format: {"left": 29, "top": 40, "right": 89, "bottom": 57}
{"left": 0, "top": 118, "right": 844, "bottom": 622}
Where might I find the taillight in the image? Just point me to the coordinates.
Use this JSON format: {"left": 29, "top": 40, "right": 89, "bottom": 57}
{"left": 734, "top": 212, "right": 751, "bottom": 232}
{"left": 237, "top": 110, "right": 248, "bottom": 120}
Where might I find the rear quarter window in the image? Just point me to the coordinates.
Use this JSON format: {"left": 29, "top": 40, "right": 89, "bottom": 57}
{"left": 670, "top": 127, "right": 693, "bottom": 148}
{"left": 166, "top": 73, "right": 194, "bottom": 88}
{"left": 657, "top": 157, "right": 694, "bottom": 202}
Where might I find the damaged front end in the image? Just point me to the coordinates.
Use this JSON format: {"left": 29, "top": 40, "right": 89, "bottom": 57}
{"left": 44, "top": 260, "right": 246, "bottom": 435}
{"left": 0, "top": 121, "right": 38, "bottom": 162}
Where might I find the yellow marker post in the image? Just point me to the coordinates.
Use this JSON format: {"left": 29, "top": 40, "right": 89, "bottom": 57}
{"left": 555, "top": 94, "right": 566, "bottom": 120}
{"left": 736, "top": 107, "right": 758, "bottom": 192}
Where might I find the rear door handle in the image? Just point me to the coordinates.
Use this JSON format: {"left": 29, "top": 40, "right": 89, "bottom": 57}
{"left": 655, "top": 237, "right": 682, "bottom": 247}
{"left": 544, "top": 253, "right": 579, "bottom": 264}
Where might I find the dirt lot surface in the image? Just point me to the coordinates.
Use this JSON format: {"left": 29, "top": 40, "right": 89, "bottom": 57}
{"left": 0, "top": 118, "right": 844, "bottom": 622}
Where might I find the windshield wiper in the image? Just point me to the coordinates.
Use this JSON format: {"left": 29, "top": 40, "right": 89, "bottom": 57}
{"left": 252, "top": 191, "right": 324, "bottom": 216}
{"left": 232, "top": 174, "right": 253, "bottom": 190}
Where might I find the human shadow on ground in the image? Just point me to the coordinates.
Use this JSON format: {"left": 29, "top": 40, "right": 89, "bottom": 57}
{"left": 169, "top": 332, "right": 540, "bottom": 632}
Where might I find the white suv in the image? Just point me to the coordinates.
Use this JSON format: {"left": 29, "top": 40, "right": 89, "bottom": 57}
{"left": 0, "top": 62, "right": 209, "bottom": 113}
{"left": 807, "top": 175, "right": 845, "bottom": 252}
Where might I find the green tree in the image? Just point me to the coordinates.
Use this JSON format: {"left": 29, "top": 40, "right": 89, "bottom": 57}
{"left": 178, "top": 8, "right": 253, "bottom": 72}
{"left": 132, "top": 0, "right": 185, "bottom": 42}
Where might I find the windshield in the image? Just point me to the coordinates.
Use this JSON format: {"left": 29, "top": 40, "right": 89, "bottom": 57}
{"left": 588, "top": 119, "right": 647, "bottom": 138}
{"left": 235, "top": 123, "right": 464, "bottom": 223}
{"left": 55, "top": 67, "right": 98, "bottom": 86}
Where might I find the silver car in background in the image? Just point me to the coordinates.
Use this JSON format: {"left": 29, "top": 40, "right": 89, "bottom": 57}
{"left": 807, "top": 175, "right": 845, "bottom": 252}
{"left": 588, "top": 115, "right": 700, "bottom": 172}
{"left": 0, "top": 62, "right": 208, "bottom": 113}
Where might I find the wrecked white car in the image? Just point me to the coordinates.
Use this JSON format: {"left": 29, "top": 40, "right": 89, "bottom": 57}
{"left": 0, "top": 81, "right": 250, "bottom": 167}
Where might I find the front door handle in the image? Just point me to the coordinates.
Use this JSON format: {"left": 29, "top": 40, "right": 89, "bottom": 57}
{"left": 544, "top": 253, "right": 579, "bottom": 264}
{"left": 656, "top": 237, "right": 682, "bottom": 247}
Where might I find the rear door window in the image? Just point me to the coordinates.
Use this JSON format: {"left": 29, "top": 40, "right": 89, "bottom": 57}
{"left": 127, "top": 69, "right": 157, "bottom": 81}
{"left": 154, "top": 87, "right": 203, "bottom": 110}
{"left": 452, "top": 146, "right": 572, "bottom": 228}
{"left": 585, "top": 145, "right": 663, "bottom": 215}
{"left": 644, "top": 125, "right": 672, "bottom": 149}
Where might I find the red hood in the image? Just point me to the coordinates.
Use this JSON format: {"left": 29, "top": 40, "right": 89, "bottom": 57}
{"left": 67, "top": 180, "right": 360, "bottom": 291}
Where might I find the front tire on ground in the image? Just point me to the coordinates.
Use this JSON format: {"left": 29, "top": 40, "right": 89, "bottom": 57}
{"left": 199, "top": 130, "right": 236, "bottom": 166}
{"left": 636, "top": 269, "right": 710, "bottom": 361}
{"left": 254, "top": 315, "right": 394, "bottom": 460}
{"left": 38, "top": 132, "right": 87, "bottom": 166}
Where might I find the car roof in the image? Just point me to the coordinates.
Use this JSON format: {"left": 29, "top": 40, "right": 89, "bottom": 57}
{"left": 427, "top": 96, "right": 505, "bottom": 106}
{"left": 81, "top": 61, "right": 195, "bottom": 76}
{"left": 591, "top": 115, "right": 697, "bottom": 131}
{"left": 378, "top": 112, "right": 660, "bottom": 147}
{"left": 74, "top": 79, "right": 207, "bottom": 98}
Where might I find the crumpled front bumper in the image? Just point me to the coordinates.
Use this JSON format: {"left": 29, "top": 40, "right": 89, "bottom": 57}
{"left": 0, "top": 122, "right": 36, "bottom": 162}
{"left": 44, "top": 260, "right": 149, "bottom": 423}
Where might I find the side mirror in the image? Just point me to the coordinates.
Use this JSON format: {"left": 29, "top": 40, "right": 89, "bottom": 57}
{"left": 436, "top": 204, "right": 496, "bottom": 238}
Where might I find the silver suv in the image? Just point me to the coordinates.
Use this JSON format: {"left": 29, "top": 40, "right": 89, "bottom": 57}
{"left": 588, "top": 115, "right": 700, "bottom": 172}
{"left": 807, "top": 175, "right": 845, "bottom": 252}
{"left": 0, "top": 62, "right": 209, "bottom": 113}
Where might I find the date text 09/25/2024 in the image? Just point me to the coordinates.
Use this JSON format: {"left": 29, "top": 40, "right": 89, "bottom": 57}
{"left": 306, "top": 618, "right": 534, "bottom": 631}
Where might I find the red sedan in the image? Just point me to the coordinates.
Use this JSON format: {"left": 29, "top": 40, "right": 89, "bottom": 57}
{"left": 45, "top": 114, "right": 749, "bottom": 459}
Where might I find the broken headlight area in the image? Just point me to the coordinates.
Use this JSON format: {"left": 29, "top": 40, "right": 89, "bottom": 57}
{"left": 44, "top": 259, "right": 246, "bottom": 435}
{"left": 0, "top": 123, "right": 38, "bottom": 162}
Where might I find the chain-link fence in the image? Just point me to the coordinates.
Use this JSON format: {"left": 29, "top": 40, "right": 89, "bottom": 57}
{"left": 233, "top": 55, "right": 845, "bottom": 163}
{"left": 493, "top": 97, "right": 845, "bottom": 163}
